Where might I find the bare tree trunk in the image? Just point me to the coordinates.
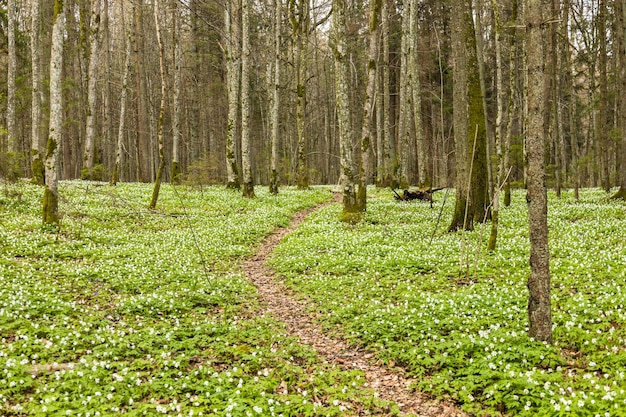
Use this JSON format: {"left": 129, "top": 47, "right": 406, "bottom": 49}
{"left": 598, "top": 0, "right": 610, "bottom": 192}
{"left": 488, "top": 0, "right": 504, "bottom": 251}
{"left": 269, "top": 0, "right": 282, "bottom": 195}
{"left": 615, "top": 0, "right": 626, "bottom": 199}
{"left": 241, "top": 0, "right": 254, "bottom": 198}
{"left": 334, "top": 0, "right": 357, "bottom": 218}
{"left": 526, "top": 0, "right": 552, "bottom": 344}
{"left": 357, "top": 0, "right": 382, "bottom": 210}
{"left": 291, "top": 0, "right": 310, "bottom": 189}
{"left": 381, "top": 0, "right": 396, "bottom": 188}
{"left": 398, "top": 1, "right": 411, "bottom": 188}
{"left": 225, "top": 0, "right": 241, "bottom": 189}
{"left": 82, "top": 0, "right": 101, "bottom": 179}
{"left": 7, "top": 0, "right": 17, "bottom": 154}
{"left": 111, "top": 0, "right": 133, "bottom": 186}
{"left": 134, "top": 1, "right": 150, "bottom": 182}
{"left": 31, "top": 0, "right": 45, "bottom": 184}
{"left": 449, "top": 0, "right": 472, "bottom": 232}
{"left": 43, "top": 0, "right": 65, "bottom": 226}
{"left": 149, "top": 0, "right": 167, "bottom": 209}
{"left": 409, "top": 0, "right": 426, "bottom": 186}
{"left": 171, "top": 0, "right": 182, "bottom": 184}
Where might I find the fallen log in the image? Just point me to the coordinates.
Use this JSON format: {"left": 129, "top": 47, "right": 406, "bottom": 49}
{"left": 392, "top": 187, "right": 445, "bottom": 208}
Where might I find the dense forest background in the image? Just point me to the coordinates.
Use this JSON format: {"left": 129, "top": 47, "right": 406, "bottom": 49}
{"left": 1, "top": 0, "right": 624, "bottom": 196}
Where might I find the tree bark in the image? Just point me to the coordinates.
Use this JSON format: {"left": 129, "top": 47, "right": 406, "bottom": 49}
{"left": 82, "top": 0, "right": 101, "bottom": 179}
{"left": 526, "top": 0, "right": 553, "bottom": 344}
{"left": 7, "top": 0, "right": 17, "bottom": 154}
{"left": 241, "top": 0, "right": 254, "bottom": 198}
{"left": 334, "top": 0, "right": 358, "bottom": 218}
{"left": 449, "top": 0, "right": 472, "bottom": 232}
{"left": 31, "top": 0, "right": 45, "bottom": 184}
{"left": 149, "top": 0, "right": 167, "bottom": 209}
{"left": 111, "top": 0, "right": 134, "bottom": 186}
{"left": 225, "top": 0, "right": 241, "bottom": 189}
{"left": 269, "top": 0, "right": 282, "bottom": 195}
{"left": 171, "top": 0, "right": 182, "bottom": 184}
{"left": 357, "top": 0, "right": 382, "bottom": 211}
{"left": 43, "top": 0, "right": 66, "bottom": 226}
{"left": 291, "top": 0, "right": 310, "bottom": 189}
{"left": 398, "top": 2, "right": 411, "bottom": 188}
{"left": 409, "top": 0, "right": 426, "bottom": 186}
{"left": 615, "top": 0, "right": 626, "bottom": 199}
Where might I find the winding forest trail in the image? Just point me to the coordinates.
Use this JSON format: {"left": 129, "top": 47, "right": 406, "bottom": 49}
{"left": 243, "top": 193, "right": 468, "bottom": 417}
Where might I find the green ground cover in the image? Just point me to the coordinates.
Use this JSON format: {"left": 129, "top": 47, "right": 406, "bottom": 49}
{"left": 271, "top": 188, "right": 626, "bottom": 416}
{"left": 0, "top": 181, "right": 391, "bottom": 416}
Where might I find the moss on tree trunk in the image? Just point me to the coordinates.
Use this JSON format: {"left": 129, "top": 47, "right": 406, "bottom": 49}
{"left": 31, "top": 151, "right": 45, "bottom": 185}
{"left": 448, "top": 193, "right": 473, "bottom": 232}
{"left": 242, "top": 181, "right": 255, "bottom": 198}
{"left": 42, "top": 186, "right": 59, "bottom": 225}
{"left": 171, "top": 161, "right": 181, "bottom": 185}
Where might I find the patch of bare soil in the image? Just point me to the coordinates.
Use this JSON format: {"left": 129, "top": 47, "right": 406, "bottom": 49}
{"left": 243, "top": 192, "right": 470, "bottom": 416}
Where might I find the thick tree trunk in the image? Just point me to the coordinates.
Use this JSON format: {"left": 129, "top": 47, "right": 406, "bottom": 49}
{"left": 134, "top": 1, "right": 150, "bottom": 182}
{"left": 291, "top": 0, "right": 310, "bottom": 189}
{"left": 381, "top": 0, "right": 396, "bottom": 188}
{"left": 149, "top": 0, "right": 167, "bottom": 210}
{"left": 449, "top": 0, "right": 472, "bottom": 232}
{"left": 82, "top": 0, "right": 100, "bottom": 179}
{"left": 43, "top": 0, "right": 65, "bottom": 226}
{"left": 241, "top": 0, "right": 254, "bottom": 198}
{"left": 334, "top": 0, "right": 358, "bottom": 218}
{"left": 398, "top": 2, "right": 411, "bottom": 188}
{"left": 598, "top": 0, "right": 611, "bottom": 192}
{"left": 225, "top": 0, "right": 241, "bottom": 189}
{"left": 526, "top": 0, "right": 552, "bottom": 344}
{"left": 111, "top": 0, "right": 134, "bottom": 186}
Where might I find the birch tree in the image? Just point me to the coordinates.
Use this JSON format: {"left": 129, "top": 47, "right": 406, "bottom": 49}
{"left": 526, "top": 0, "right": 553, "bottom": 344}
{"left": 82, "top": 0, "right": 101, "bottom": 179}
{"left": 42, "top": 0, "right": 66, "bottom": 226}
{"left": 241, "top": 0, "right": 255, "bottom": 198}
{"left": 333, "top": 0, "right": 358, "bottom": 218}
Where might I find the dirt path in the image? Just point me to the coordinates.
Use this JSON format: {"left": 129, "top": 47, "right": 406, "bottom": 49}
{"left": 243, "top": 194, "right": 469, "bottom": 417}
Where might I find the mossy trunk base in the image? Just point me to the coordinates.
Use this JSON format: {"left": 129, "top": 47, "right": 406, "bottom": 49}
{"left": 448, "top": 195, "right": 473, "bottom": 232}
{"left": 611, "top": 187, "right": 626, "bottom": 200}
{"left": 31, "top": 155, "right": 45, "bottom": 185}
{"left": 487, "top": 208, "right": 499, "bottom": 251}
{"left": 269, "top": 170, "right": 279, "bottom": 195}
{"left": 242, "top": 181, "right": 255, "bottom": 198}
{"left": 42, "top": 187, "right": 59, "bottom": 225}
{"left": 171, "top": 161, "right": 181, "bottom": 185}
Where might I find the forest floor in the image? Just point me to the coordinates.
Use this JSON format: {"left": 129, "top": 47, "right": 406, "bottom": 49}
{"left": 243, "top": 193, "right": 467, "bottom": 417}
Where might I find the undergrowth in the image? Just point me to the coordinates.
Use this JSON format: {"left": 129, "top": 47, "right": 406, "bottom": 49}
{"left": 0, "top": 181, "right": 394, "bottom": 416}
{"left": 271, "top": 187, "right": 626, "bottom": 416}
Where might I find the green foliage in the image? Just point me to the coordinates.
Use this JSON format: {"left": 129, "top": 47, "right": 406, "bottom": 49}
{"left": 0, "top": 151, "right": 25, "bottom": 182}
{"left": 184, "top": 154, "right": 224, "bottom": 186}
{"left": 271, "top": 188, "right": 626, "bottom": 416}
{"left": 0, "top": 182, "right": 392, "bottom": 415}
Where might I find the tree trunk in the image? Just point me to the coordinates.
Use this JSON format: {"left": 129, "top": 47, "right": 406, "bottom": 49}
{"left": 334, "top": 0, "right": 358, "bottom": 219}
{"left": 292, "top": 0, "right": 310, "bottom": 189}
{"left": 598, "top": 0, "right": 610, "bottom": 192}
{"left": 43, "top": 0, "right": 65, "bottom": 226}
{"left": 449, "top": 0, "right": 472, "bottom": 232}
{"left": 409, "top": 0, "right": 426, "bottom": 186}
{"left": 357, "top": 0, "right": 382, "bottom": 211}
{"left": 7, "top": 0, "right": 17, "bottom": 154}
{"left": 381, "top": 0, "right": 396, "bottom": 188}
{"left": 398, "top": 2, "right": 411, "bottom": 188}
{"left": 615, "top": 0, "right": 626, "bottom": 199}
{"left": 111, "top": 0, "right": 134, "bottom": 186}
{"left": 149, "top": 0, "right": 167, "bottom": 210}
{"left": 171, "top": 0, "right": 182, "bottom": 184}
{"left": 488, "top": 0, "right": 504, "bottom": 251}
{"left": 134, "top": 1, "right": 150, "bottom": 182}
{"left": 31, "top": 0, "right": 45, "bottom": 184}
{"left": 241, "top": 0, "right": 254, "bottom": 198}
{"left": 526, "top": 0, "right": 552, "bottom": 344}
{"left": 82, "top": 0, "right": 101, "bottom": 180}
{"left": 225, "top": 0, "right": 241, "bottom": 189}
{"left": 269, "top": 0, "right": 282, "bottom": 195}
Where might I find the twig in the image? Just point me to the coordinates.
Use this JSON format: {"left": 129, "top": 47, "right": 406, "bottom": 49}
{"left": 430, "top": 187, "right": 450, "bottom": 245}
